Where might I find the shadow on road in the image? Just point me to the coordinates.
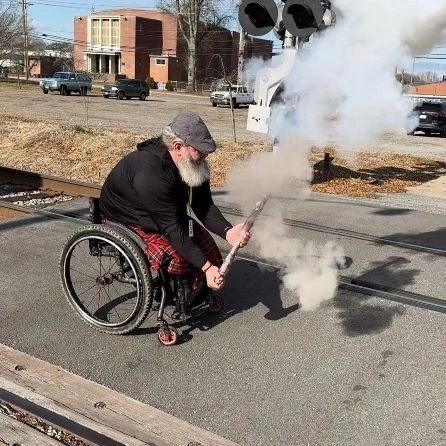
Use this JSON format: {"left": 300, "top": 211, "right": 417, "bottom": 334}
{"left": 334, "top": 256, "right": 417, "bottom": 336}
{"left": 372, "top": 208, "right": 412, "bottom": 216}
{"left": 134, "top": 259, "right": 299, "bottom": 343}
{"left": 379, "top": 227, "right": 446, "bottom": 253}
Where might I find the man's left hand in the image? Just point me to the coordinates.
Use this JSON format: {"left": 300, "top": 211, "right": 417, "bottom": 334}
{"left": 226, "top": 224, "right": 251, "bottom": 248}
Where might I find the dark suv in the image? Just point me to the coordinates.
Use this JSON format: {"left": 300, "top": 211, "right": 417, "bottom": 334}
{"left": 409, "top": 101, "right": 446, "bottom": 136}
{"left": 102, "top": 79, "right": 149, "bottom": 101}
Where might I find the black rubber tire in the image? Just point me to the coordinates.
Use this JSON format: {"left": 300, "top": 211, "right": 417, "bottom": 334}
{"left": 66, "top": 90, "right": 71, "bottom": 96}
{"left": 117, "top": 91, "right": 124, "bottom": 100}
{"left": 212, "top": 102, "right": 217, "bottom": 107}
{"left": 424, "top": 130, "right": 431, "bottom": 136}
{"left": 60, "top": 86, "right": 67, "bottom": 96}
{"left": 126, "top": 96, "right": 131, "bottom": 100}
{"left": 139, "top": 92, "right": 146, "bottom": 101}
{"left": 232, "top": 99, "right": 239, "bottom": 108}
{"left": 43, "top": 89, "right": 48, "bottom": 94}
{"left": 60, "top": 224, "right": 153, "bottom": 335}
{"left": 103, "top": 94, "right": 109, "bottom": 99}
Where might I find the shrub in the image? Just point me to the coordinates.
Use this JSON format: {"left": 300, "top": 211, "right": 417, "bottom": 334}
{"left": 148, "top": 76, "right": 158, "bottom": 89}
{"left": 165, "top": 81, "right": 174, "bottom": 92}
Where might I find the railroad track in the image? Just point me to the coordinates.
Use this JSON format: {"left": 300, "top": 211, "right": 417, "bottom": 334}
{"left": 1, "top": 166, "right": 445, "bottom": 312}
{"left": 0, "top": 166, "right": 100, "bottom": 220}
{"left": 0, "top": 166, "right": 101, "bottom": 198}
{"left": 1, "top": 389, "right": 121, "bottom": 446}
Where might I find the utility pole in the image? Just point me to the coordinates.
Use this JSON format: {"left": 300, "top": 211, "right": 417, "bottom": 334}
{"left": 21, "top": 0, "right": 29, "bottom": 80}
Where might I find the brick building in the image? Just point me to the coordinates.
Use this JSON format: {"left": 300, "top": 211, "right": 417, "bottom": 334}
{"left": 73, "top": 9, "right": 273, "bottom": 84}
{"left": 409, "top": 82, "right": 446, "bottom": 96}
{"left": 29, "top": 50, "right": 72, "bottom": 78}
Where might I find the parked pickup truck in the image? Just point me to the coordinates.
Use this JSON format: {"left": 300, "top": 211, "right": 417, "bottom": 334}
{"left": 39, "top": 72, "right": 92, "bottom": 96}
{"left": 210, "top": 85, "right": 254, "bottom": 108}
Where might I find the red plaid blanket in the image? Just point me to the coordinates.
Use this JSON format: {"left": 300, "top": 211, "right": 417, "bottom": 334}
{"left": 132, "top": 220, "right": 222, "bottom": 282}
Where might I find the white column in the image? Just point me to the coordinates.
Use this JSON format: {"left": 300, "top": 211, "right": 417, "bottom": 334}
{"left": 99, "top": 55, "right": 105, "bottom": 73}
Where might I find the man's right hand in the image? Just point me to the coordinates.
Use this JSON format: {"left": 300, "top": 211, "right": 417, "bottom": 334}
{"left": 204, "top": 265, "right": 225, "bottom": 291}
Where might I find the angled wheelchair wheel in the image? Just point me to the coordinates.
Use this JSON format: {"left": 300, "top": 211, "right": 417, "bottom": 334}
{"left": 60, "top": 225, "right": 152, "bottom": 335}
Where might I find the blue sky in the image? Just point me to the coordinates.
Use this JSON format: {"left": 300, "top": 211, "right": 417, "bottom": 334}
{"left": 29, "top": 0, "right": 446, "bottom": 76}
{"left": 30, "top": 0, "right": 162, "bottom": 39}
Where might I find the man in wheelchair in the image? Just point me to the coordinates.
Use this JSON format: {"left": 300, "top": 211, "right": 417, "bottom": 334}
{"left": 99, "top": 112, "right": 250, "bottom": 312}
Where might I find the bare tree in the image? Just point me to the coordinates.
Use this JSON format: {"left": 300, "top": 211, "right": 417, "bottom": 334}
{"left": 208, "top": 53, "right": 238, "bottom": 142}
{"left": 158, "top": 0, "right": 231, "bottom": 91}
{"left": 237, "top": 29, "right": 246, "bottom": 83}
{"left": 0, "top": 1, "right": 22, "bottom": 68}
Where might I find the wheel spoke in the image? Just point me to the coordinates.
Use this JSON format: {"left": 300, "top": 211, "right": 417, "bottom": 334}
{"left": 63, "top": 231, "right": 148, "bottom": 330}
{"left": 69, "top": 267, "right": 97, "bottom": 281}
{"left": 76, "top": 282, "right": 100, "bottom": 298}
{"left": 83, "top": 287, "right": 102, "bottom": 312}
{"left": 103, "top": 285, "right": 125, "bottom": 322}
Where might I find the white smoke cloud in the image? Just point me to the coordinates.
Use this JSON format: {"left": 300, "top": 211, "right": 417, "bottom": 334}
{"left": 278, "top": 0, "right": 446, "bottom": 148}
{"left": 227, "top": 0, "right": 446, "bottom": 311}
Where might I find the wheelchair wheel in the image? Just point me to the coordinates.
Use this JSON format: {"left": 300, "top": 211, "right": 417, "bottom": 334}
{"left": 60, "top": 224, "right": 152, "bottom": 335}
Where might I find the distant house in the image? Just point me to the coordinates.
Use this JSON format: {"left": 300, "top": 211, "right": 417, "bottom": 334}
{"left": 0, "top": 50, "right": 72, "bottom": 78}
{"left": 409, "top": 81, "right": 446, "bottom": 96}
{"left": 29, "top": 50, "right": 73, "bottom": 78}
{"left": 73, "top": 8, "right": 273, "bottom": 84}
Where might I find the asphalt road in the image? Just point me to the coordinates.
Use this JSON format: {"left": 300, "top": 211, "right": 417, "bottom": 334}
{"left": 1, "top": 194, "right": 446, "bottom": 446}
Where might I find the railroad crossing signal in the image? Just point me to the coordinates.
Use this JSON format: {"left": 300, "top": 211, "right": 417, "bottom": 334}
{"left": 238, "top": 0, "right": 335, "bottom": 39}
{"left": 238, "top": 0, "right": 278, "bottom": 36}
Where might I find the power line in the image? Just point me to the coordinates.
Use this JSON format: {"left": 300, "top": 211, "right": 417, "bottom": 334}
{"left": 28, "top": 31, "right": 279, "bottom": 55}
{"left": 30, "top": 29, "right": 278, "bottom": 49}
{"left": 29, "top": 0, "right": 238, "bottom": 13}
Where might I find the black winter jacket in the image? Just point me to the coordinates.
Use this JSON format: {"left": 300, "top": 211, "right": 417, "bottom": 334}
{"left": 99, "top": 138, "right": 232, "bottom": 268}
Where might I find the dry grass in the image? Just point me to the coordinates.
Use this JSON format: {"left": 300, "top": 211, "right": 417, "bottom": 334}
{"left": 310, "top": 148, "right": 446, "bottom": 197}
{"left": 1, "top": 113, "right": 445, "bottom": 198}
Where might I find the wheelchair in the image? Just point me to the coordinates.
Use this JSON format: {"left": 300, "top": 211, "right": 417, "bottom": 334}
{"left": 59, "top": 198, "right": 223, "bottom": 346}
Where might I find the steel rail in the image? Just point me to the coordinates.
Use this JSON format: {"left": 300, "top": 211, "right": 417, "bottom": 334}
{"left": 0, "top": 389, "right": 125, "bottom": 446}
{"left": 230, "top": 252, "right": 446, "bottom": 313}
{"left": 219, "top": 205, "right": 446, "bottom": 257}
{"left": 0, "top": 166, "right": 101, "bottom": 198}
{"left": 0, "top": 201, "right": 33, "bottom": 218}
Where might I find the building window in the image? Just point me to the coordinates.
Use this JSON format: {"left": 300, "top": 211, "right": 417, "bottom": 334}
{"left": 111, "top": 19, "right": 119, "bottom": 46}
{"left": 102, "top": 19, "right": 110, "bottom": 45}
{"left": 155, "top": 59, "right": 166, "bottom": 65}
{"left": 91, "top": 19, "right": 100, "bottom": 45}
{"left": 91, "top": 17, "right": 119, "bottom": 47}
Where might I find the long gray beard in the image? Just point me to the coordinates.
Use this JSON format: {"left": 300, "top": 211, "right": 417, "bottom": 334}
{"left": 178, "top": 158, "right": 210, "bottom": 187}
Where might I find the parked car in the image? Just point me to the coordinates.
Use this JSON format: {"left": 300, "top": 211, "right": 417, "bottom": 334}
{"left": 210, "top": 85, "right": 254, "bottom": 108}
{"left": 101, "top": 79, "right": 149, "bottom": 100}
{"left": 39, "top": 72, "right": 92, "bottom": 96}
{"left": 409, "top": 101, "right": 446, "bottom": 136}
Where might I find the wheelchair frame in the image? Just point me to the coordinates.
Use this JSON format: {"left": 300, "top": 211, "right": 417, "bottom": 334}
{"left": 59, "top": 198, "right": 222, "bottom": 346}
